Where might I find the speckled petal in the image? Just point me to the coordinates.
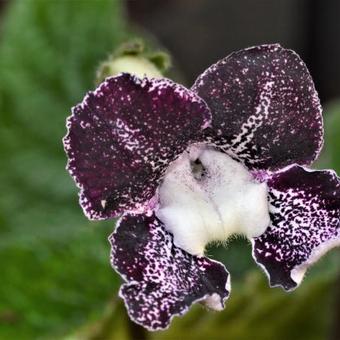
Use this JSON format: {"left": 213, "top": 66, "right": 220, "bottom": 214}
{"left": 63, "top": 74, "right": 211, "bottom": 219}
{"left": 252, "top": 165, "right": 340, "bottom": 291}
{"left": 109, "top": 212, "right": 230, "bottom": 330}
{"left": 192, "top": 44, "right": 323, "bottom": 171}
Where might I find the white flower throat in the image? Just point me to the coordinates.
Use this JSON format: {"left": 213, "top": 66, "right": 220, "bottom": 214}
{"left": 156, "top": 145, "right": 270, "bottom": 256}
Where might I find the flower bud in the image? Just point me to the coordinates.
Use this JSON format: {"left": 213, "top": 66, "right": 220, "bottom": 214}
{"left": 96, "top": 39, "right": 170, "bottom": 84}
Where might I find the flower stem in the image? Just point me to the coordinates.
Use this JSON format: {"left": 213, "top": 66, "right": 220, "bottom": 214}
{"left": 330, "top": 267, "right": 340, "bottom": 340}
{"left": 125, "top": 312, "right": 148, "bottom": 340}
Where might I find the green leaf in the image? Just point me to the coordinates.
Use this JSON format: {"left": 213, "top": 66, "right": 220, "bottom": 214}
{"left": 0, "top": 0, "right": 127, "bottom": 338}
{"left": 318, "top": 101, "right": 340, "bottom": 173}
{"left": 150, "top": 270, "right": 336, "bottom": 340}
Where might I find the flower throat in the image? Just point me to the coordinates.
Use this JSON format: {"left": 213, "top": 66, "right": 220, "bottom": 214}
{"left": 156, "top": 145, "right": 270, "bottom": 256}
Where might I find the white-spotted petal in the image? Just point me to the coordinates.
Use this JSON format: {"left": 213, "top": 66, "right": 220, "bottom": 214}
{"left": 109, "top": 212, "right": 230, "bottom": 330}
{"left": 63, "top": 74, "right": 211, "bottom": 219}
{"left": 192, "top": 44, "right": 323, "bottom": 171}
{"left": 253, "top": 165, "right": 340, "bottom": 291}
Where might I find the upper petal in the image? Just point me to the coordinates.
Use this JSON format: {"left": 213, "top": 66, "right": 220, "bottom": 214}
{"left": 252, "top": 165, "right": 339, "bottom": 291}
{"left": 63, "top": 74, "right": 211, "bottom": 219}
{"left": 109, "top": 212, "right": 230, "bottom": 330}
{"left": 192, "top": 44, "right": 323, "bottom": 171}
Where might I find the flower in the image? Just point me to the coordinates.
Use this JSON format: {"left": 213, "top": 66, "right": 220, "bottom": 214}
{"left": 63, "top": 44, "right": 340, "bottom": 331}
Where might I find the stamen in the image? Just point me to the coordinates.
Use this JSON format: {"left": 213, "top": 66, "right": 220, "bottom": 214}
{"left": 190, "top": 158, "right": 206, "bottom": 180}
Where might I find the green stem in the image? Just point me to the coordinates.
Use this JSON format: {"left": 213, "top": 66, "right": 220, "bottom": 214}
{"left": 126, "top": 315, "right": 148, "bottom": 340}
{"left": 330, "top": 270, "right": 340, "bottom": 340}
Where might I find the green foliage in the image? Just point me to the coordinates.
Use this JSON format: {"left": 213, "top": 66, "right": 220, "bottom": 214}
{"left": 153, "top": 271, "right": 336, "bottom": 340}
{"left": 67, "top": 270, "right": 337, "bottom": 340}
{"left": 0, "top": 0, "right": 127, "bottom": 338}
{"left": 318, "top": 101, "right": 340, "bottom": 173}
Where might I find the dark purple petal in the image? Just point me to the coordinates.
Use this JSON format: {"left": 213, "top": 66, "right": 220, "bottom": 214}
{"left": 109, "top": 212, "right": 230, "bottom": 330}
{"left": 192, "top": 44, "right": 323, "bottom": 171}
{"left": 253, "top": 165, "right": 339, "bottom": 291}
{"left": 63, "top": 74, "right": 211, "bottom": 219}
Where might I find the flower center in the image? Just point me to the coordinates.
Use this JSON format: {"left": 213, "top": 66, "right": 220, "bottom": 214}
{"left": 156, "top": 145, "right": 270, "bottom": 256}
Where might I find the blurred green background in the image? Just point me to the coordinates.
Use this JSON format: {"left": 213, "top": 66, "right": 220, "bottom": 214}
{"left": 0, "top": 0, "right": 339, "bottom": 339}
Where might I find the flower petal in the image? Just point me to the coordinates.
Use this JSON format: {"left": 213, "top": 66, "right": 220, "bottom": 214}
{"left": 109, "top": 212, "right": 230, "bottom": 330}
{"left": 252, "top": 165, "right": 339, "bottom": 291}
{"left": 63, "top": 74, "right": 211, "bottom": 219}
{"left": 192, "top": 44, "right": 323, "bottom": 171}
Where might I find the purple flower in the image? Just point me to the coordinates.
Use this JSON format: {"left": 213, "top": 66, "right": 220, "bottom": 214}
{"left": 63, "top": 44, "right": 340, "bottom": 330}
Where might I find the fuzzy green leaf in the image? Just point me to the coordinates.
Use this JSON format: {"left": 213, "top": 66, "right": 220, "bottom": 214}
{"left": 0, "top": 0, "right": 126, "bottom": 338}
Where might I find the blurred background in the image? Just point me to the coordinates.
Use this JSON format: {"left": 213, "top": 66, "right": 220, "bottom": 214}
{"left": 0, "top": 0, "right": 339, "bottom": 339}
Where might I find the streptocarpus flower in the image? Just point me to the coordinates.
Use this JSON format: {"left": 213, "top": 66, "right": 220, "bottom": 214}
{"left": 63, "top": 44, "right": 340, "bottom": 330}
